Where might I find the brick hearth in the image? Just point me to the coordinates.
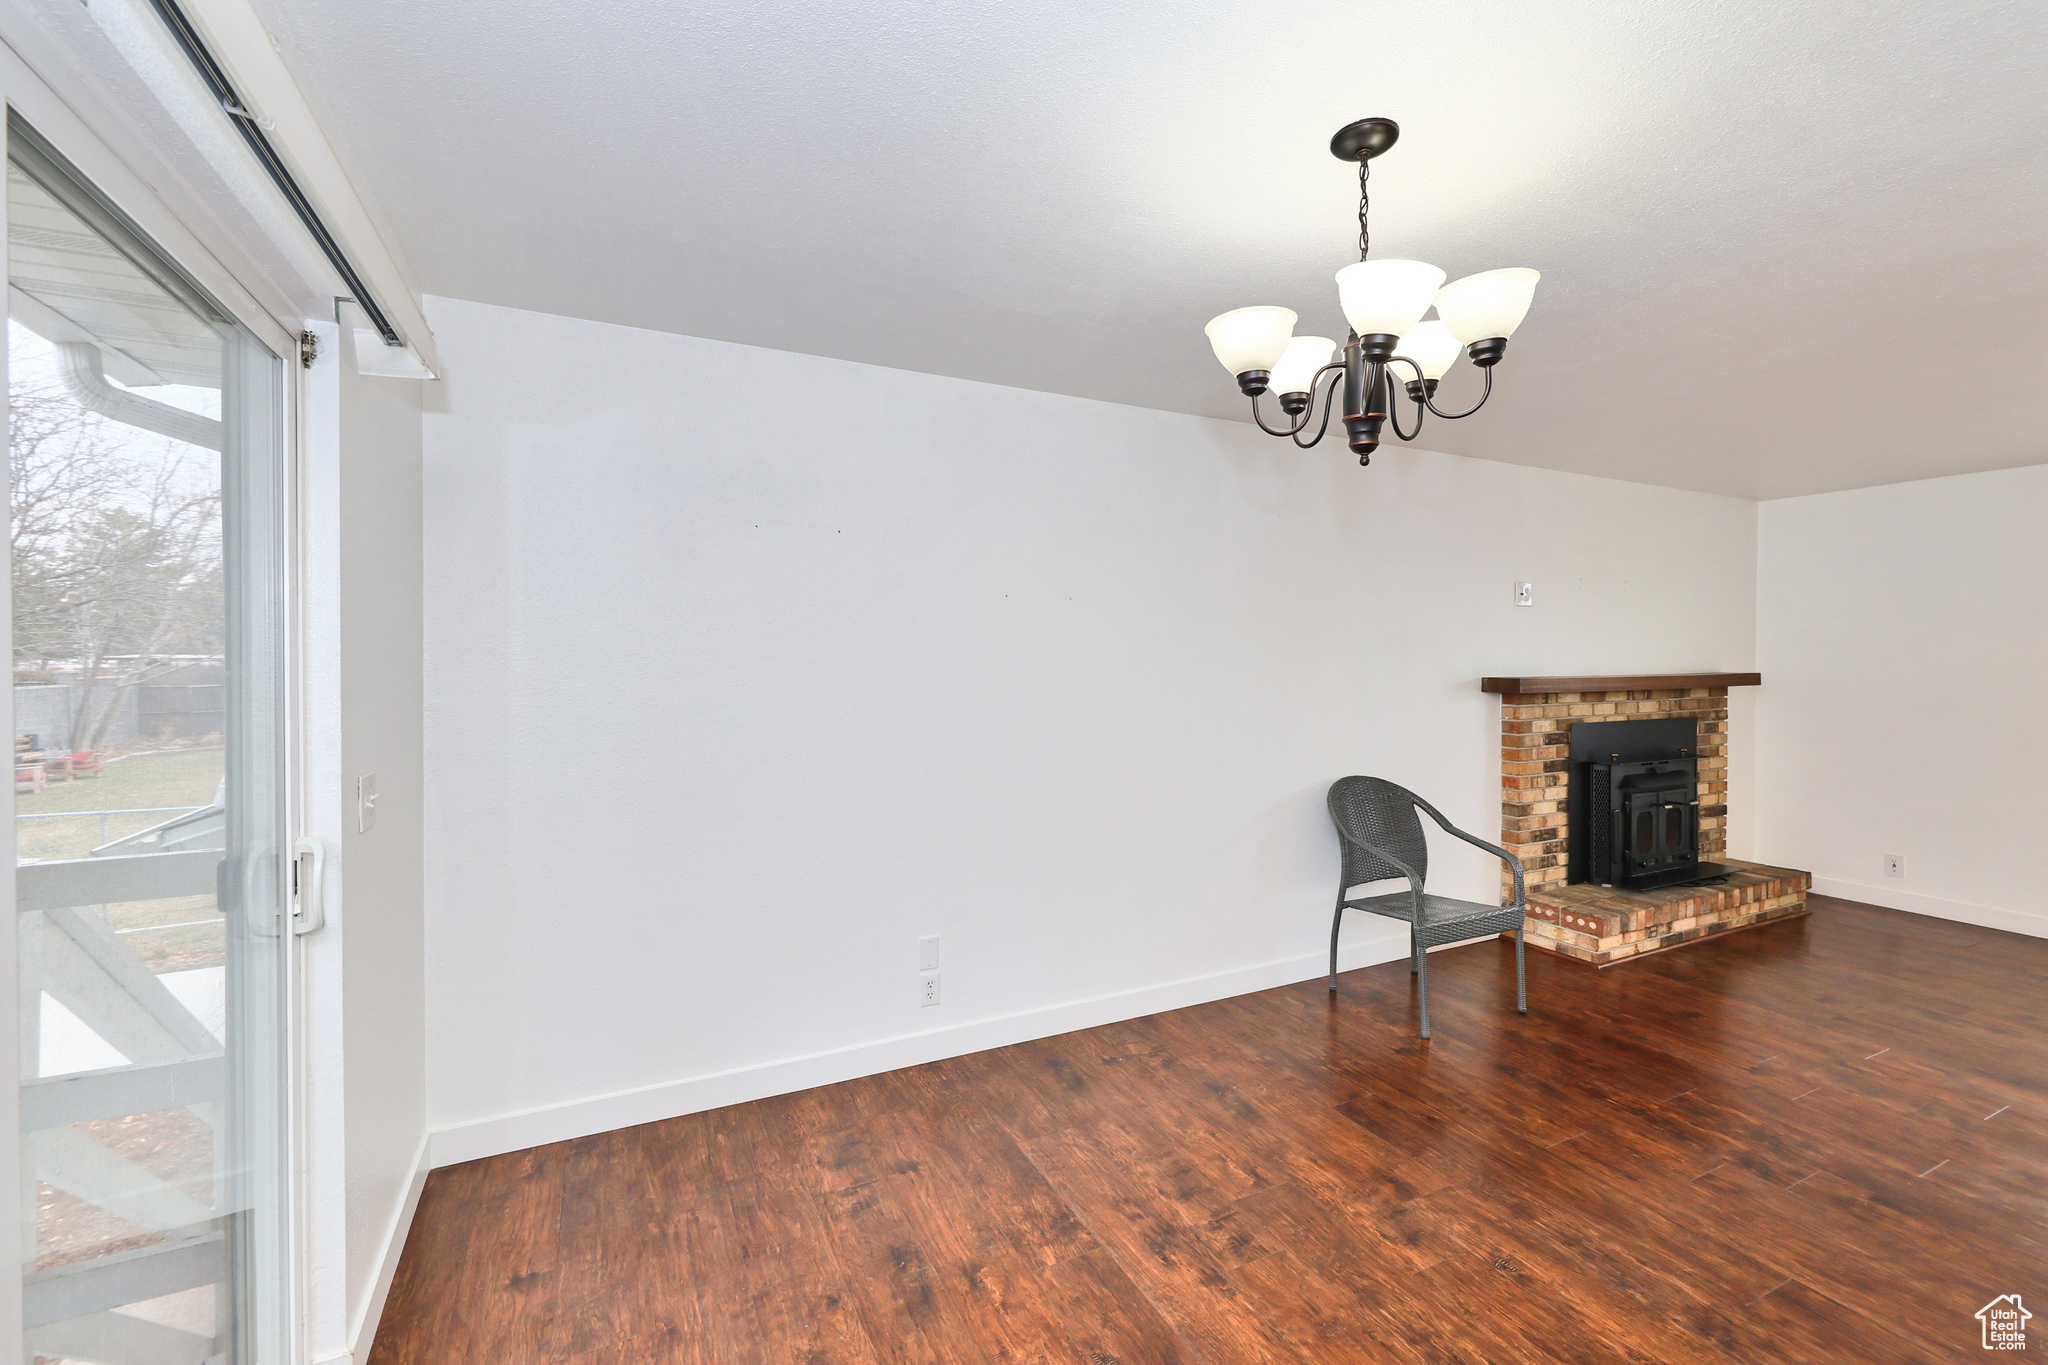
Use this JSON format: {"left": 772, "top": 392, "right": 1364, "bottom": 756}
{"left": 1483, "top": 674, "right": 1807, "bottom": 965}
{"left": 1521, "top": 859, "right": 1810, "bottom": 966}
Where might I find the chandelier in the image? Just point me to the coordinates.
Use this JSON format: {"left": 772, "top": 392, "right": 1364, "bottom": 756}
{"left": 1203, "top": 118, "right": 1539, "bottom": 465}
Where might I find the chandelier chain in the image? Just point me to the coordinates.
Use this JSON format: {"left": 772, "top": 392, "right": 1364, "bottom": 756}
{"left": 1357, "top": 156, "right": 1370, "bottom": 261}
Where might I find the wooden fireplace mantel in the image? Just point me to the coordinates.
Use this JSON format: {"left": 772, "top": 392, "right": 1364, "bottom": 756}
{"left": 1480, "top": 672, "right": 1761, "bottom": 695}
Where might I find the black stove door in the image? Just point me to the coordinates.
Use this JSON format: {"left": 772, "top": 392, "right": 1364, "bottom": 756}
{"left": 1626, "top": 790, "right": 1695, "bottom": 877}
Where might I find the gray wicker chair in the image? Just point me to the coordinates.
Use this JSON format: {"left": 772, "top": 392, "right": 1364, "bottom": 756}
{"left": 1327, "top": 776, "right": 1527, "bottom": 1039}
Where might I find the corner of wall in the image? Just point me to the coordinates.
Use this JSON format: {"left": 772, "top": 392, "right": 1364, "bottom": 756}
{"left": 1751, "top": 467, "right": 2048, "bottom": 933}
{"left": 303, "top": 319, "right": 431, "bottom": 1358}
{"left": 346, "top": 1133, "right": 432, "bottom": 1363}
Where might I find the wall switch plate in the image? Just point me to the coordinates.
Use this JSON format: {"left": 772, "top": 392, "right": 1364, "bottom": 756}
{"left": 357, "top": 774, "right": 378, "bottom": 833}
{"left": 920, "top": 974, "right": 941, "bottom": 1007}
{"left": 1515, "top": 581, "right": 1534, "bottom": 607}
{"left": 1884, "top": 854, "right": 1904, "bottom": 878}
{"left": 918, "top": 935, "right": 939, "bottom": 971}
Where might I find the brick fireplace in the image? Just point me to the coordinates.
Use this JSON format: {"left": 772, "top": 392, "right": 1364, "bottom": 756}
{"left": 1483, "top": 673, "right": 1810, "bottom": 966}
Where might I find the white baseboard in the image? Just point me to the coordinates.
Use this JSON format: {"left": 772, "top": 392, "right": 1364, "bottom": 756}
{"left": 427, "top": 926, "right": 1418, "bottom": 1169}
{"left": 1810, "top": 876, "right": 2048, "bottom": 940}
{"left": 345, "top": 1132, "right": 433, "bottom": 1365}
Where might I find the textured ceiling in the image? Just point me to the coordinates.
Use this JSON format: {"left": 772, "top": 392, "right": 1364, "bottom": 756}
{"left": 253, "top": 0, "right": 2047, "bottom": 499}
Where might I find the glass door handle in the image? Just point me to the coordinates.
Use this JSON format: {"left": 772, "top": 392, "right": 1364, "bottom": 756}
{"left": 241, "top": 844, "right": 281, "bottom": 937}
{"left": 292, "top": 837, "right": 327, "bottom": 935}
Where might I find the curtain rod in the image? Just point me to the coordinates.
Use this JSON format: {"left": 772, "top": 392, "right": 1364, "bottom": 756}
{"left": 138, "top": 0, "right": 406, "bottom": 348}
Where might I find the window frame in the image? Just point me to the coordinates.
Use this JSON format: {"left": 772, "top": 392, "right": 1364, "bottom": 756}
{"left": 0, "top": 45, "right": 313, "bottom": 1365}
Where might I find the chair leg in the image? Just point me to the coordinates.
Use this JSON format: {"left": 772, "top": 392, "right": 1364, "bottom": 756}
{"left": 1329, "top": 905, "right": 1344, "bottom": 991}
{"left": 1416, "top": 944, "right": 1432, "bottom": 1040}
{"left": 1515, "top": 928, "right": 1527, "bottom": 1014}
{"left": 1409, "top": 927, "right": 1420, "bottom": 974}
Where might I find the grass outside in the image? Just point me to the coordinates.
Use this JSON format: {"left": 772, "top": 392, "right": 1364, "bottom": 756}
{"left": 17, "top": 748, "right": 223, "bottom": 862}
{"left": 19, "top": 748, "right": 227, "bottom": 972}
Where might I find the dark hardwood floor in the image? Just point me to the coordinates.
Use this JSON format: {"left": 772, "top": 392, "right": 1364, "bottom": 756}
{"left": 369, "top": 895, "right": 2048, "bottom": 1363}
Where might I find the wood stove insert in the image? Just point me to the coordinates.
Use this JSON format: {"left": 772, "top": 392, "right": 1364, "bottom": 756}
{"left": 1569, "top": 717, "right": 1738, "bottom": 890}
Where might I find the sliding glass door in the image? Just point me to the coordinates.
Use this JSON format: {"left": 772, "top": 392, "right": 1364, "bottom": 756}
{"left": 7, "top": 117, "right": 288, "bottom": 1362}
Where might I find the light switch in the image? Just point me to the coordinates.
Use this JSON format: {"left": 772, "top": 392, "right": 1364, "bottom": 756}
{"left": 357, "top": 773, "right": 378, "bottom": 833}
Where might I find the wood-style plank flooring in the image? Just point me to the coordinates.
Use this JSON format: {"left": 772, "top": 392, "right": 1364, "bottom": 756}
{"left": 369, "top": 896, "right": 2048, "bottom": 1363}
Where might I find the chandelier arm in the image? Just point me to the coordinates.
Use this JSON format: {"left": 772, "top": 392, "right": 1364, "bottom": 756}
{"left": 1422, "top": 366, "right": 1494, "bottom": 420}
{"left": 1388, "top": 394, "right": 1422, "bottom": 444}
{"left": 1291, "top": 369, "right": 1345, "bottom": 448}
{"left": 1250, "top": 390, "right": 1312, "bottom": 438}
{"left": 1388, "top": 400, "right": 1420, "bottom": 444}
{"left": 1384, "top": 357, "right": 1424, "bottom": 442}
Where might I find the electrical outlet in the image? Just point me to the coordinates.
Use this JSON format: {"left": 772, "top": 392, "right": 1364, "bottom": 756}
{"left": 920, "top": 974, "right": 941, "bottom": 1007}
{"left": 1514, "top": 581, "right": 1534, "bottom": 607}
{"left": 357, "top": 773, "right": 378, "bottom": 833}
{"left": 918, "top": 935, "right": 939, "bottom": 972}
{"left": 1884, "top": 854, "right": 1904, "bottom": 878}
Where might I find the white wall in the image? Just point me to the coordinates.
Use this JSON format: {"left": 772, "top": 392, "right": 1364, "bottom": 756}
{"left": 301, "top": 321, "right": 427, "bottom": 1363}
{"left": 1756, "top": 465, "right": 2048, "bottom": 937}
{"left": 420, "top": 296, "right": 1758, "bottom": 1162}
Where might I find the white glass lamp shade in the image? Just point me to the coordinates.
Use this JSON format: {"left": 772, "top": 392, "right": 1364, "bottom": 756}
{"left": 1268, "top": 336, "right": 1336, "bottom": 395}
{"left": 1204, "top": 306, "right": 1297, "bottom": 376}
{"left": 1390, "top": 320, "right": 1463, "bottom": 381}
{"left": 1433, "top": 268, "right": 1540, "bottom": 344}
{"left": 1334, "top": 259, "right": 1446, "bottom": 338}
